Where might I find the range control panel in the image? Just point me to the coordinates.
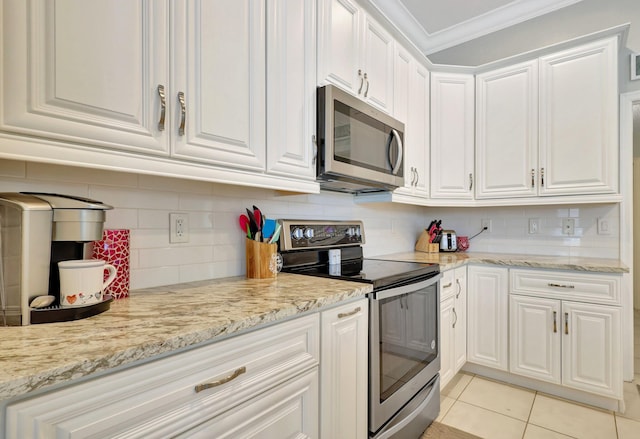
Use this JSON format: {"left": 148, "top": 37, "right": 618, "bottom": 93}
{"left": 278, "top": 220, "right": 364, "bottom": 251}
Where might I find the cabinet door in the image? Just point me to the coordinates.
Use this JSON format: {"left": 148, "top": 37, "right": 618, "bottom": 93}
{"left": 266, "top": 0, "right": 316, "bottom": 180}
{"left": 509, "top": 295, "right": 561, "bottom": 384}
{"left": 467, "top": 266, "right": 508, "bottom": 371}
{"left": 181, "top": 369, "right": 319, "bottom": 438}
{"left": 172, "top": 0, "right": 266, "bottom": 170}
{"left": 562, "top": 301, "right": 622, "bottom": 398}
{"left": 1, "top": 0, "right": 169, "bottom": 155}
{"left": 476, "top": 60, "right": 538, "bottom": 199}
{"left": 439, "top": 295, "right": 455, "bottom": 389}
{"left": 430, "top": 72, "right": 475, "bottom": 199}
{"left": 453, "top": 267, "right": 467, "bottom": 373}
{"left": 320, "top": 299, "right": 368, "bottom": 439}
{"left": 361, "top": 15, "right": 394, "bottom": 112}
{"left": 317, "top": 0, "right": 362, "bottom": 93}
{"left": 539, "top": 37, "right": 618, "bottom": 196}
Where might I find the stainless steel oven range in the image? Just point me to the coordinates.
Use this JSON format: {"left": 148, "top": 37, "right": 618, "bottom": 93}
{"left": 278, "top": 220, "right": 441, "bottom": 439}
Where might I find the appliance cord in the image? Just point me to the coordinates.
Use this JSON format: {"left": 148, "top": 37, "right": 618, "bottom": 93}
{"left": 469, "top": 226, "right": 488, "bottom": 240}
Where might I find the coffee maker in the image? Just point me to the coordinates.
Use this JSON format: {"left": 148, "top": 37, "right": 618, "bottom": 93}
{"left": 0, "top": 193, "right": 113, "bottom": 325}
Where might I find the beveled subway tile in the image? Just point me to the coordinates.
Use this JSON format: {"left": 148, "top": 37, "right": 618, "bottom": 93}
{"left": 529, "top": 394, "right": 616, "bottom": 439}
{"left": 458, "top": 377, "right": 535, "bottom": 421}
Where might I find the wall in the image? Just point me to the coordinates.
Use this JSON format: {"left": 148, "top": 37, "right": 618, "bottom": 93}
{"left": 0, "top": 159, "right": 621, "bottom": 290}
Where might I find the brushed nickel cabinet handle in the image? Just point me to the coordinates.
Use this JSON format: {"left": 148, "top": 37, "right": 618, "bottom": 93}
{"left": 531, "top": 169, "right": 535, "bottom": 188}
{"left": 564, "top": 312, "right": 569, "bottom": 335}
{"left": 469, "top": 173, "right": 473, "bottom": 191}
{"left": 157, "top": 84, "right": 166, "bottom": 131}
{"left": 178, "top": 91, "right": 186, "bottom": 136}
{"left": 195, "top": 366, "right": 246, "bottom": 393}
{"left": 364, "top": 73, "right": 370, "bottom": 97}
{"left": 312, "top": 135, "right": 317, "bottom": 165}
{"left": 455, "top": 278, "right": 461, "bottom": 299}
{"left": 541, "top": 168, "right": 545, "bottom": 187}
{"left": 414, "top": 169, "right": 419, "bottom": 186}
{"left": 357, "top": 69, "right": 364, "bottom": 94}
{"left": 443, "top": 282, "right": 453, "bottom": 289}
{"left": 338, "top": 306, "right": 361, "bottom": 319}
{"left": 548, "top": 283, "right": 575, "bottom": 289}
{"left": 553, "top": 311, "right": 557, "bottom": 333}
{"left": 452, "top": 308, "right": 457, "bottom": 328}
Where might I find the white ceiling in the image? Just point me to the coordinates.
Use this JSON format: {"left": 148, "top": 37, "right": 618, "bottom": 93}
{"left": 368, "top": 0, "right": 584, "bottom": 55}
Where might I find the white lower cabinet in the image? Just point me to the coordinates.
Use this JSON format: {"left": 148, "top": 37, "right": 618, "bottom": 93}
{"left": 466, "top": 265, "right": 509, "bottom": 371}
{"left": 509, "top": 294, "right": 622, "bottom": 398}
{"left": 5, "top": 314, "right": 320, "bottom": 439}
{"left": 320, "top": 298, "right": 368, "bottom": 439}
{"left": 439, "top": 267, "right": 467, "bottom": 389}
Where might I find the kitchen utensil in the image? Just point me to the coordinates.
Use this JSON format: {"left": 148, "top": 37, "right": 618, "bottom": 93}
{"left": 245, "top": 208, "right": 259, "bottom": 239}
{"left": 268, "top": 224, "right": 282, "bottom": 244}
{"left": 58, "top": 259, "right": 117, "bottom": 307}
{"left": 262, "top": 219, "right": 276, "bottom": 240}
{"left": 253, "top": 205, "right": 265, "bottom": 229}
{"left": 239, "top": 214, "right": 250, "bottom": 237}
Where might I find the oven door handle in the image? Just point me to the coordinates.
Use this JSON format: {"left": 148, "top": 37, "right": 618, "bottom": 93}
{"left": 371, "top": 273, "right": 442, "bottom": 301}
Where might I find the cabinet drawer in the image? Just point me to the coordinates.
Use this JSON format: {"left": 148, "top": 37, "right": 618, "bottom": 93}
{"left": 5, "top": 314, "right": 319, "bottom": 439}
{"left": 510, "top": 269, "right": 620, "bottom": 305}
{"left": 440, "top": 269, "right": 456, "bottom": 300}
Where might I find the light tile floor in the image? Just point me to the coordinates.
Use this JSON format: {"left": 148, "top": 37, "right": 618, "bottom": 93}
{"left": 436, "top": 310, "right": 640, "bottom": 439}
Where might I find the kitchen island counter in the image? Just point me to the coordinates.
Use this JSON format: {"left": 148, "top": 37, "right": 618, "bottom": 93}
{"left": 0, "top": 273, "right": 372, "bottom": 401}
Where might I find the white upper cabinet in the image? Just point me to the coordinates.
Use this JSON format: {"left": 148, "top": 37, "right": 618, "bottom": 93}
{"left": 430, "top": 72, "right": 475, "bottom": 199}
{"left": 538, "top": 37, "right": 618, "bottom": 196}
{"left": 476, "top": 60, "right": 539, "bottom": 199}
{"left": 476, "top": 36, "right": 618, "bottom": 200}
{"left": 317, "top": 0, "right": 394, "bottom": 113}
{"left": 393, "top": 46, "right": 429, "bottom": 199}
{"left": 171, "top": 0, "right": 266, "bottom": 171}
{"left": 1, "top": 0, "right": 170, "bottom": 155}
{"left": 265, "top": 0, "right": 317, "bottom": 180}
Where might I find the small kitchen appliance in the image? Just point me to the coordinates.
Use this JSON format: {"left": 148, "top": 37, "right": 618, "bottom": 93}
{"left": 439, "top": 230, "right": 457, "bottom": 252}
{"left": 278, "top": 219, "right": 441, "bottom": 438}
{"left": 0, "top": 193, "right": 113, "bottom": 325}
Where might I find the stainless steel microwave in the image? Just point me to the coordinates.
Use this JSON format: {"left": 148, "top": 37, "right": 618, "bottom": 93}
{"left": 316, "top": 85, "right": 404, "bottom": 193}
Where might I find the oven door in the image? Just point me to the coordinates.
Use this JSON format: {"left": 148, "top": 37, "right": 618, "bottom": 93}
{"left": 369, "top": 274, "right": 441, "bottom": 434}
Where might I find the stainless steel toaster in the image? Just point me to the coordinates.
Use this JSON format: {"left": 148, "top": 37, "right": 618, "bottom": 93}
{"left": 439, "top": 230, "right": 457, "bottom": 252}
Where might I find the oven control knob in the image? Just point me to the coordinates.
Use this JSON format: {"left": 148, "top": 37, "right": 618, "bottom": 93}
{"left": 291, "top": 227, "right": 304, "bottom": 240}
{"left": 303, "top": 228, "right": 314, "bottom": 239}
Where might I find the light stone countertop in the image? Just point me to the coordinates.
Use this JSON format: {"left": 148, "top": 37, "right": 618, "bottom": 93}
{"left": 0, "top": 251, "right": 627, "bottom": 403}
{"left": 377, "top": 251, "right": 629, "bottom": 274}
{"left": 0, "top": 273, "right": 372, "bottom": 401}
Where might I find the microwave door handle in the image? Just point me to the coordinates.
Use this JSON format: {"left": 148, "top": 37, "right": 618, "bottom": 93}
{"left": 388, "top": 129, "right": 403, "bottom": 175}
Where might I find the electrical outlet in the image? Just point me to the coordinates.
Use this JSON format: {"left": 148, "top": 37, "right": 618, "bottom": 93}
{"left": 597, "top": 218, "right": 611, "bottom": 235}
{"left": 481, "top": 218, "right": 492, "bottom": 233}
{"left": 528, "top": 218, "right": 539, "bottom": 234}
{"left": 562, "top": 218, "right": 575, "bottom": 235}
{"left": 170, "top": 213, "right": 189, "bottom": 243}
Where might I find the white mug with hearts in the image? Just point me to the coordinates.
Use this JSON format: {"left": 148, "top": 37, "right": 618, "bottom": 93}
{"left": 58, "top": 259, "right": 117, "bottom": 307}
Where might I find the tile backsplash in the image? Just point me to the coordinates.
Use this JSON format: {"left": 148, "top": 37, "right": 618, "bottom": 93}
{"left": 0, "top": 160, "right": 620, "bottom": 289}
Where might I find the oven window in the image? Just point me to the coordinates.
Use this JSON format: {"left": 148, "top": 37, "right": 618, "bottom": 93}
{"left": 378, "top": 284, "right": 438, "bottom": 403}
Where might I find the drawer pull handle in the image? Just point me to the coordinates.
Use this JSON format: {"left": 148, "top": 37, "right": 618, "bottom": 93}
{"left": 455, "top": 278, "right": 461, "bottom": 298}
{"left": 548, "top": 283, "right": 575, "bottom": 289}
{"left": 553, "top": 311, "right": 557, "bottom": 333}
{"left": 565, "top": 312, "right": 569, "bottom": 335}
{"left": 157, "top": 84, "right": 166, "bottom": 131}
{"left": 443, "top": 282, "right": 453, "bottom": 289}
{"left": 178, "top": 91, "right": 186, "bottom": 136}
{"left": 338, "top": 306, "right": 361, "bottom": 319}
{"left": 195, "top": 366, "right": 246, "bottom": 393}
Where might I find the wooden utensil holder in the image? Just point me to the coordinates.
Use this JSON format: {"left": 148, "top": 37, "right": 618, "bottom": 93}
{"left": 245, "top": 238, "right": 277, "bottom": 279}
{"left": 415, "top": 230, "right": 439, "bottom": 253}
